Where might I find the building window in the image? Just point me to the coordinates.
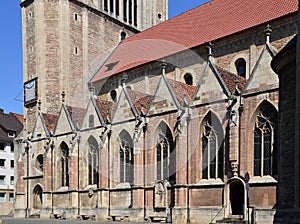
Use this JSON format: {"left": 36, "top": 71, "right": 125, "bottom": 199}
{"left": 89, "top": 115, "right": 95, "bottom": 128}
{"left": 10, "top": 143, "right": 14, "bottom": 152}
{"left": 10, "top": 160, "right": 14, "bottom": 168}
{"left": 0, "top": 143, "right": 5, "bottom": 151}
{"left": 119, "top": 130, "right": 134, "bottom": 184}
{"left": 9, "top": 193, "right": 14, "bottom": 203}
{"left": 0, "top": 176, "right": 5, "bottom": 185}
{"left": 10, "top": 176, "right": 14, "bottom": 185}
{"left": 0, "top": 193, "right": 5, "bottom": 202}
{"left": 123, "top": 0, "right": 127, "bottom": 21}
{"left": 184, "top": 73, "right": 193, "bottom": 85}
{"left": 104, "top": 0, "right": 108, "bottom": 11}
{"left": 8, "top": 132, "right": 15, "bottom": 138}
{"left": 116, "top": 0, "right": 119, "bottom": 16}
{"left": 110, "top": 0, "right": 114, "bottom": 13}
{"left": 120, "top": 143, "right": 133, "bottom": 184}
{"left": 60, "top": 142, "right": 69, "bottom": 187}
{"left": 88, "top": 136, "right": 99, "bottom": 186}
{"left": 36, "top": 154, "right": 43, "bottom": 172}
{"left": 253, "top": 102, "right": 278, "bottom": 177}
{"left": 0, "top": 159, "right": 5, "bottom": 167}
{"left": 74, "top": 13, "right": 78, "bottom": 21}
{"left": 133, "top": 0, "right": 137, "bottom": 26}
{"left": 156, "top": 122, "right": 176, "bottom": 182}
{"left": 120, "top": 31, "right": 127, "bottom": 41}
{"left": 201, "top": 112, "right": 223, "bottom": 179}
{"left": 235, "top": 58, "right": 246, "bottom": 78}
{"left": 110, "top": 90, "right": 117, "bottom": 102}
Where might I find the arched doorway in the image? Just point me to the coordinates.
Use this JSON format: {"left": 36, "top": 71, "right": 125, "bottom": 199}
{"left": 33, "top": 185, "right": 43, "bottom": 210}
{"left": 229, "top": 181, "right": 244, "bottom": 215}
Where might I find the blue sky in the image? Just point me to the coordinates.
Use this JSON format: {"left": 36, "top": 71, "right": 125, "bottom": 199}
{"left": 0, "top": 0, "right": 210, "bottom": 115}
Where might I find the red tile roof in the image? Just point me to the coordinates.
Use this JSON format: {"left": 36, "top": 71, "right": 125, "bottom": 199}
{"left": 95, "top": 99, "right": 114, "bottom": 123}
{"left": 91, "top": 0, "right": 297, "bottom": 83}
{"left": 66, "top": 106, "right": 86, "bottom": 128}
{"left": 167, "top": 79, "right": 197, "bottom": 105}
{"left": 42, "top": 113, "right": 58, "bottom": 133}
{"left": 216, "top": 66, "right": 247, "bottom": 93}
{"left": 126, "top": 89, "right": 154, "bottom": 115}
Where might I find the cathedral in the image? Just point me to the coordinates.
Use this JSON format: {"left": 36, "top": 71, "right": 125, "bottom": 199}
{"left": 15, "top": 0, "right": 299, "bottom": 223}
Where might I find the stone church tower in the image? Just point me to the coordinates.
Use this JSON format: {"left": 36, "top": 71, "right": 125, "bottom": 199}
{"left": 21, "top": 0, "right": 168, "bottom": 132}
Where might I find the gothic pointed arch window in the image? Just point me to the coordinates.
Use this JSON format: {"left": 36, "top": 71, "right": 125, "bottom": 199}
{"left": 201, "top": 112, "right": 223, "bottom": 180}
{"left": 60, "top": 142, "right": 69, "bottom": 187}
{"left": 253, "top": 102, "right": 278, "bottom": 177}
{"left": 119, "top": 130, "right": 134, "bottom": 184}
{"left": 88, "top": 136, "right": 99, "bottom": 186}
{"left": 156, "top": 122, "right": 176, "bottom": 183}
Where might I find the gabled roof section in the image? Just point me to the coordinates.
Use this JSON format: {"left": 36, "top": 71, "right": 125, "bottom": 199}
{"left": 126, "top": 89, "right": 154, "bottom": 115}
{"left": 167, "top": 79, "right": 197, "bottom": 105}
{"left": 65, "top": 105, "right": 86, "bottom": 129}
{"left": 42, "top": 112, "right": 58, "bottom": 134}
{"left": 0, "top": 110, "right": 23, "bottom": 141}
{"left": 95, "top": 98, "right": 114, "bottom": 124}
{"left": 215, "top": 66, "right": 247, "bottom": 94}
{"left": 244, "top": 45, "right": 279, "bottom": 93}
{"left": 91, "top": 0, "right": 297, "bottom": 83}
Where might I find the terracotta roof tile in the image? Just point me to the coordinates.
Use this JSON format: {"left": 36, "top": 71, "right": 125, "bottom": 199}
{"left": 126, "top": 89, "right": 154, "bottom": 115}
{"left": 91, "top": 0, "right": 297, "bottom": 83}
{"left": 95, "top": 99, "right": 114, "bottom": 123}
{"left": 66, "top": 106, "right": 86, "bottom": 128}
{"left": 216, "top": 66, "right": 247, "bottom": 93}
{"left": 167, "top": 78, "right": 197, "bottom": 104}
{"left": 42, "top": 113, "right": 58, "bottom": 133}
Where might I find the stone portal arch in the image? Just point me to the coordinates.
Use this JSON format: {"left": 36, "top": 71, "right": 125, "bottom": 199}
{"left": 225, "top": 177, "right": 247, "bottom": 218}
{"left": 33, "top": 184, "right": 43, "bottom": 210}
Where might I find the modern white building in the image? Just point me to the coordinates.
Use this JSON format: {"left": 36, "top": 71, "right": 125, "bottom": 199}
{"left": 0, "top": 109, "right": 23, "bottom": 216}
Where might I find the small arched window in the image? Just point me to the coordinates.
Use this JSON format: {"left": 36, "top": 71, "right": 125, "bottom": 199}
{"left": 35, "top": 154, "right": 44, "bottom": 172}
{"left": 184, "top": 73, "right": 193, "bottom": 85}
{"left": 235, "top": 58, "right": 246, "bottom": 78}
{"left": 110, "top": 90, "right": 117, "bottom": 102}
{"left": 89, "top": 114, "right": 94, "bottom": 128}
{"left": 120, "top": 31, "right": 127, "bottom": 41}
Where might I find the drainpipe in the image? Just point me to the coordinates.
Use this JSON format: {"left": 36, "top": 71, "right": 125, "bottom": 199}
{"left": 77, "top": 136, "right": 80, "bottom": 218}
{"left": 186, "top": 112, "right": 191, "bottom": 223}
{"left": 50, "top": 141, "right": 54, "bottom": 216}
{"left": 25, "top": 142, "right": 29, "bottom": 218}
{"left": 107, "top": 129, "right": 112, "bottom": 218}
{"left": 143, "top": 122, "right": 148, "bottom": 221}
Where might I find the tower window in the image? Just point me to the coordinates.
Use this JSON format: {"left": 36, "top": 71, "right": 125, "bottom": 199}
{"left": 120, "top": 31, "right": 127, "bottom": 41}
{"left": 74, "top": 13, "right": 78, "bottom": 21}
{"left": 104, "top": 0, "right": 108, "bottom": 11}
{"left": 184, "top": 73, "right": 193, "bottom": 85}
{"left": 116, "top": 0, "right": 120, "bottom": 16}
{"left": 75, "top": 47, "right": 78, "bottom": 55}
{"left": 123, "top": 0, "right": 127, "bottom": 21}
{"left": 235, "top": 58, "right": 246, "bottom": 78}
{"left": 158, "top": 13, "right": 162, "bottom": 20}
{"left": 89, "top": 115, "right": 95, "bottom": 128}
{"left": 133, "top": 0, "right": 137, "bottom": 26}
{"left": 110, "top": 0, "right": 114, "bottom": 13}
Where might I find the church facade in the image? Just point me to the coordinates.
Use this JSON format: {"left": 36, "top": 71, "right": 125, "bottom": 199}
{"left": 15, "top": 0, "right": 298, "bottom": 223}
